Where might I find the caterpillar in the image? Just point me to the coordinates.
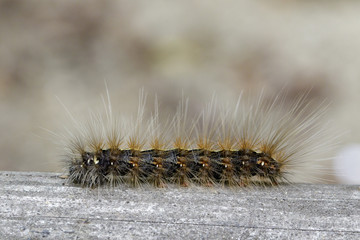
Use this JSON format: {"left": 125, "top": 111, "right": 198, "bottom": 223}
{"left": 60, "top": 88, "right": 333, "bottom": 188}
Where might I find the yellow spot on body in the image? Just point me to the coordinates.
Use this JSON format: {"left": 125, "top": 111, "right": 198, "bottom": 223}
{"left": 94, "top": 156, "right": 99, "bottom": 165}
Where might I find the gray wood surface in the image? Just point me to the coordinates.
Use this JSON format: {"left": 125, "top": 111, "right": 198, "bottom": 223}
{"left": 0, "top": 171, "right": 359, "bottom": 240}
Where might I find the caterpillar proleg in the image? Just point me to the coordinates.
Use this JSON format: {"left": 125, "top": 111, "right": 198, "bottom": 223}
{"left": 61, "top": 89, "right": 334, "bottom": 188}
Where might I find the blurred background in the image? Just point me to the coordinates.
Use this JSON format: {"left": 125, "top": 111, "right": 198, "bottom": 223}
{"left": 0, "top": 0, "right": 359, "bottom": 184}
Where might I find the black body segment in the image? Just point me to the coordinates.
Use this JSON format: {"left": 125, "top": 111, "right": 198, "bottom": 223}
{"left": 69, "top": 148, "right": 282, "bottom": 187}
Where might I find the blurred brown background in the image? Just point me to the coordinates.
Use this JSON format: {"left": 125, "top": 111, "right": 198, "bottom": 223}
{"left": 0, "top": 0, "right": 359, "bottom": 183}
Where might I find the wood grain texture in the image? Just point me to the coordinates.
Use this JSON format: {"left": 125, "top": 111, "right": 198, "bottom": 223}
{"left": 0, "top": 171, "right": 359, "bottom": 240}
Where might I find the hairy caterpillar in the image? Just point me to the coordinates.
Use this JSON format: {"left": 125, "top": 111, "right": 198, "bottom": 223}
{"left": 60, "top": 89, "right": 333, "bottom": 188}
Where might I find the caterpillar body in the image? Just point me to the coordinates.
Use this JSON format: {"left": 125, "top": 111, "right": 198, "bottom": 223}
{"left": 62, "top": 89, "right": 333, "bottom": 188}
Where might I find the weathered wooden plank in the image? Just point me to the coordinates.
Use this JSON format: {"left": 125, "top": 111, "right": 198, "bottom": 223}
{"left": 0, "top": 171, "right": 359, "bottom": 240}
